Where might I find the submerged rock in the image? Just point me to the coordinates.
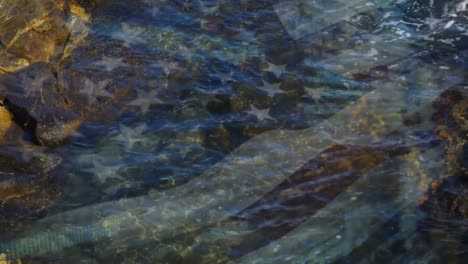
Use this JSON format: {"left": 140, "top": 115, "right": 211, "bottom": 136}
{"left": 0, "top": 0, "right": 92, "bottom": 146}
{"left": 0, "top": 0, "right": 94, "bottom": 145}
{"left": 140, "top": 143, "right": 413, "bottom": 263}
{"left": 0, "top": 63, "right": 82, "bottom": 146}
{"left": 432, "top": 88, "right": 467, "bottom": 177}
{"left": 0, "top": 0, "right": 91, "bottom": 75}
{"left": 222, "top": 143, "right": 411, "bottom": 256}
{"left": 0, "top": 0, "right": 93, "bottom": 240}
{"left": 0, "top": 148, "right": 62, "bottom": 239}
{"left": 416, "top": 87, "right": 467, "bottom": 262}
{"left": 418, "top": 176, "right": 468, "bottom": 263}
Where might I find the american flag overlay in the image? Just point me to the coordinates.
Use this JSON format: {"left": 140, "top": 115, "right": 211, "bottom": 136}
{"left": 0, "top": 0, "right": 466, "bottom": 263}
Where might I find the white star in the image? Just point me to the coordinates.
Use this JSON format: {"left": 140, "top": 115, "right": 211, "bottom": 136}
{"left": 257, "top": 80, "right": 286, "bottom": 97}
{"left": 110, "top": 123, "right": 147, "bottom": 150}
{"left": 113, "top": 23, "right": 146, "bottom": 47}
{"left": 127, "top": 88, "right": 164, "bottom": 114}
{"left": 79, "top": 78, "right": 113, "bottom": 103}
{"left": 246, "top": 104, "right": 274, "bottom": 121}
{"left": 263, "top": 61, "right": 287, "bottom": 78}
{"left": 83, "top": 159, "right": 124, "bottom": 183}
{"left": 304, "top": 86, "right": 327, "bottom": 104}
{"left": 93, "top": 56, "right": 126, "bottom": 72}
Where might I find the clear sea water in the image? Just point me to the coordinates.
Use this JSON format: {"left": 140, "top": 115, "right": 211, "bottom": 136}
{"left": 0, "top": 0, "right": 467, "bottom": 263}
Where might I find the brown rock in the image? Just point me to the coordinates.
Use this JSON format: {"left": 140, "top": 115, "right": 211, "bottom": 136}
{"left": 452, "top": 100, "right": 468, "bottom": 131}
{"left": 0, "top": 0, "right": 91, "bottom": 75}
{"left": 418, "top": 176, "right": 468, "bottom": 262}
{"left": 0, "top": 105, "right": 12, "bottom": 138}
{"left": 432, "top": 88, "right": 467, "bottom": 177}
{"left": 0, "top": 63, "right": 81, "bottom": 146}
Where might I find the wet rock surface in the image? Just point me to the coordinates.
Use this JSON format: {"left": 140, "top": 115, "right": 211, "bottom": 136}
{"left": 0, "top": 145, "right": 62, "bottom": 240}
{"left": 418, "top": 176, "right": 468, "bottom": 262}
{"left": 0, "top": 105, "right": 12, "bottom": 138}
{"left": 0, "top": 0, "right": 91, "bottom": 74}
{"left": 0, "top": 63, "right": 82, "bottom": 146}
{"left": 416, "top": 87, "right": 468, "bottom": 262}
{"left": 0, "top": 0, "right": 92, "bottom": 242}
{"left": 432, "top": 88, "right": 468, "bottom": 177}
{"left": 0, "top": 0, "right": 466, "bottom": 262}
{"left": 207, "top": 143, "right": 411, "bottom": 261}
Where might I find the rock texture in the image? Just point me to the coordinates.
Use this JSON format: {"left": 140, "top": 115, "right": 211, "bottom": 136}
{"left": 417, "top": 87, "right": 468, "bottom": 262}
{"left": 0, "top": 104, "right": 12, "bottom": 138}
{"left": 0, "top": 0, "right": 90, "bottom": 74}
{"left": 0, "top": 0, "right": 92, "bottom": 242}
{"left": 432, "top": 88, "right": 467, "bottom": 177}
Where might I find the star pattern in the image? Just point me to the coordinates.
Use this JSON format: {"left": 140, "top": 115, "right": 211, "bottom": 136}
{"left": 246, "top": 104, "right": 274, "bottom": 121}
{"left": 93, "top": 56, "right": 126, "bottom": 72}
{"left": 113, "top": 23, "right": 146, "bottom": 47}
{"left": 79, "top": 78, "right": 113, "bottom": 103}
{"left": 82, "top": 158, "right": 125, "bottom": 183}
{"left": 263, "top": 61, "right": 287, "bottom": 79}
{"left": 111, "top": 123, "right": 147, "bottom": 150}
{"left": 304, "top": 86, "right": 327, "bottom": 105}
{"left": 258, "top": 80, "right": 286, "bottom": 97}
{"left": 127, "top": 88, "right": 164, "bottom": 114}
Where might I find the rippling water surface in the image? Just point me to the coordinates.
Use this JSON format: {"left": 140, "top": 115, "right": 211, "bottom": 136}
{"left": 0, "top": 0, "right": 467, "bottom": 263}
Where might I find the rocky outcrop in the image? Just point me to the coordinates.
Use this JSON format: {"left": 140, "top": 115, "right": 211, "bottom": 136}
{"left": 416, "top": 87, "right": 468, "bottom": 262}
{"left": 0, "top": 0, "right": 94, "bottom": 146}
{"left": 0, "top": 0, "right": 92, "bottom": 241}
{"left": 0, "top": 0, "right": 90, "bottom": 75}
{"left": 432, "top": 88, "right": 467, "bottom": 177}
{"left": 0, "top": 63, "right": 83, "bottom": 146}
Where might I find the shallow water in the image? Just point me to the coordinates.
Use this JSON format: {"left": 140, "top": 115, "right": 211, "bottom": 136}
{"left": 0, "top": 0, "right": 467, "bottom": 263}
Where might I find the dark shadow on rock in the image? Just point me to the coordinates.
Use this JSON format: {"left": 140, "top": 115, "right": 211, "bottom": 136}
{"left": 0, "top": 63, "right": 81, "bottom": 146}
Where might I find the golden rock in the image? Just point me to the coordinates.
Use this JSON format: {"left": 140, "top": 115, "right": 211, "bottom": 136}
{"left": 0, "top": 253, "right": 21, "bottom": 264}
{"left": 0, "top": 0, "right": 90, "bottom": 74}
{"left": 0, "top": 105, "right": 12, "bottom": 138}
